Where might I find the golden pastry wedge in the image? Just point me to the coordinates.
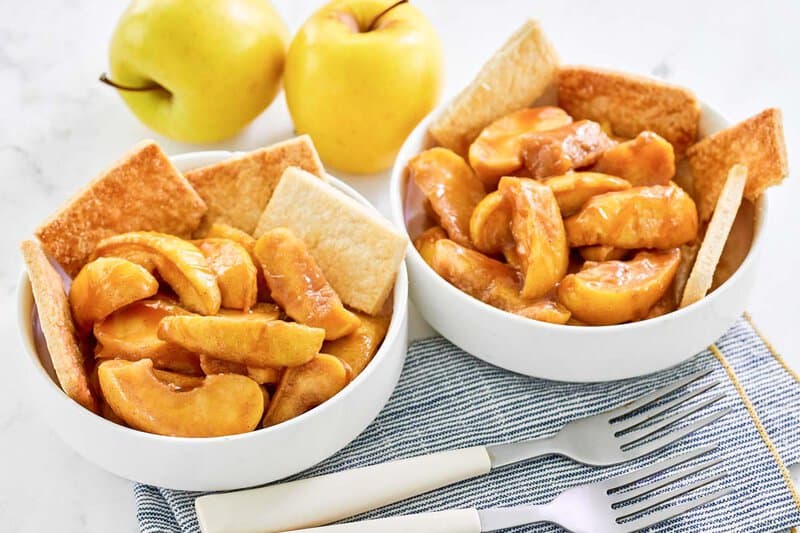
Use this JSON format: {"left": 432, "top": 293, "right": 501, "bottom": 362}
{"left": 158, "top": 315, "right": 324, "bottom": 368}
{"left": 564, "top": 184, "right": 698, "bottom": 249}
{"left": 468, "top": 107, "right": 573, "bottom": 187}
{"left": 69, "top": 257, "right": 159, "bottom": 332}
{"left": 98, "top": 359, "right": 263, "bottom": 437}
{"left": 558, "top": 249, "right": 681, "bottom": 325}
{"left": 255, "top": 228, "right": 360, "bottom": 340}
{"left": 193, "top": 238, "right": 258, "bottom": 311}
{"left": 543, "top": 172, "right": 631, "bottom": 216}
{"left": 406, "top": 147, "right": 486, "bottom": 247}
{"left": 593, "top": 131, "right": 675, "bottom": 186}
{"left": 93, "top": 231, "right": 221, "bottom": 315}
{"left": 262, "top": 354, "right": 350, "bottom": 427}
{"left": 94, "top": 299, "right": 201, "bottom": 375}
{"left": 499, "top": 177, "right": 569, "bottom": 299}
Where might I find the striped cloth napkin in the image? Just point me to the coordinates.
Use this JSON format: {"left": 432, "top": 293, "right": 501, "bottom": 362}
{"left": 135, "top": 316, "right": 800, "bottom": 532}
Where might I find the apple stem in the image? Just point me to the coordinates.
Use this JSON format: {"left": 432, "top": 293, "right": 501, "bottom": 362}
{"left": 98, "top": 73, "right": 163, "bottom": 92}
{"left": 366, "top": 0, "right": 409, "bottom": 31}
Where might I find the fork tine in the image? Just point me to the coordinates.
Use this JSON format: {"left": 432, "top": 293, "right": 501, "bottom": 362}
{"left": 608, "top": 369, "right": 714, "bottom": 420}
{"left": 621, "top": 408, "right": 731, "bottom": 459}
{"left": 611, "top": 456, "right": 724, "bottom": 505}
{"left": 608, "top": 445, "right": 716, "bottom": 490}
{"left": 615, "top": 382, "right": 719, "bottom": 433}
{"left": 617, "top": 470, "right": 726, "bottom": 520}
{"left": 621, "top": 487, "right": 733, "bottom": 532}
{"left": 620, "top": 393, "right": 725, "bottom": 448}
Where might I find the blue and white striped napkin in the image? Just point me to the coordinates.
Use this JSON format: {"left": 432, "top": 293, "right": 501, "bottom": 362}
{"left": 136, "top": 316, "right": 800, "bottom": 532}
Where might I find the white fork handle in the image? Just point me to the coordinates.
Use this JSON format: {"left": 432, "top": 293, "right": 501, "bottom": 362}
{"left": 195, "top": 446, "right": 492, "bottom": 533}
{"left": 282, "top": 509, "right": 482, "bottom": 533}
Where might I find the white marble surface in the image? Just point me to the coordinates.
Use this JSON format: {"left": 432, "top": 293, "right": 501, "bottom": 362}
{"left": 1, "top": 1, "right": 798, "bottom": 531}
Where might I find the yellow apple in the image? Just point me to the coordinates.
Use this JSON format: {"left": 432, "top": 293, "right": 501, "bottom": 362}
{"left": 285, "top": 0, "right": 443, "bottom": 174}
{"left": 106, "top": 0, "right": 289, "bottom": 143}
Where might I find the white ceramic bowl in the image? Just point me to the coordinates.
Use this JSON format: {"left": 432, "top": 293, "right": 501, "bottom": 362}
{"left": 390, "top": 103, "right": 765, "bottom": 382}
{"left": 17, "top": 151, "right": 409, "bottom": 491}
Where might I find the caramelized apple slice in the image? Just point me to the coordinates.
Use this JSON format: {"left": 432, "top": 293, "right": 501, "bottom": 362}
{"left": 469, "top": 191, "right": 513, "bottom": 255}
{"left": 407, "top": 147, "right": 485, "bottom": 247}
{"left": 158, "top": 315, "right": 323, "bottom": 368}
{"left": 469, "top": 107, "right": 573, "bottom": 187}
{"left": 564, "top": 184, "right": 698, "bottom": 249}
{"left": 152, "top": 369, "right": 204, "bottom": 391}
{"left": 414, "top": 226, "right": 448, "bottom": 266}
{"left": 593, "top": 131, "right": 675, "bottom": 186}
{"left": 543, "top": 172, "right": 631, "bottom": 216}
{"left": 516, "top": 299, "right": 571, "bottom": 324}
{"left": 578, "top": 245, "right": 629, "bottom": 262}
{"left": 432, "top": 240, "right": 569, "bottom": 325}
{"left": 247, "top": 366, "right": 282, "bottom": 385}
{"left": 431, "top": 239, "right": 526, "bottom": 311}
{"left": 94, "top": 299, "right": 201, "bottom": 375}
{"left": 323, "top": 313, "right": 390, "bottom": 378}
{"left": 199, "top": 354, "right": 282, "bottom": 385}
{"left": 98, "top": 359, "right": 263, "bottom": 437}
{"left": 262, "top": 354, "right": 350, "bottom": 427}
{"left": 520, "top": 120, "right": 614, "bottom": 179}
{"left": 499, "top": 177, "right": 569, "bottom": 299}
{"left": 93, "top": 231, "right": 221, "bottom": 315}
{"left": 204, "top": 222, "right": 270, "bottom": 301}
{"left": 254, "top": 228, "right": 360, "bottom": 340}
{"left": 557, "top": 249, "right": 681, "bottom": 325}
{"left": 69, "top": 257, "right": 158, "bottom": 331}
{"left": 193, "top": 238, "right": 258, "bottom": 311}
{"left": 432, "top": 239, "right": 521, "bottom": 306}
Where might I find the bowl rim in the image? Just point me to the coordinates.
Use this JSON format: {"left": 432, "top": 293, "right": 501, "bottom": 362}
{"left": 17, "top": 151, "right": 409, "bottom": 444}
{"left": 389, "top": 100, "right": 767, "bottom": 333}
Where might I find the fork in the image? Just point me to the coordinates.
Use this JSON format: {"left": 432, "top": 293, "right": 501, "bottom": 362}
{"left": 195, "top": 369, "right": 730, "bottom": 533}
{"left": 282, "top": 445, "right": 731, "bottom": 532}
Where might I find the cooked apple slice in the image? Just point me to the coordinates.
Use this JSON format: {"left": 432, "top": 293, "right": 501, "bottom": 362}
{"left": 499, "top": 177, "right": 569, "bottom": 299}
{"left": 323, "top": 313, "right": 391, "bottom": 378}
{"left": 204, "top": 222, "right": 270, "bottom": 301}
{"left": 198, "top": 354, "right": 282, "bottom": 385}
{"left": 98, "top": 359, "right": 263, "bottom": 437}
{"left": 578, "top": 245, "right": 629, "bottom": 262}
{"left": 520, "top": 120, "right": 614, "bottom": 179}
{"left": 565, "top": 184, "right": 698, "bottom": 249}
{"left": 432, "top": 239, "right": 525, "bottom": 311}
{"left": 432, "top": 239, "right": 569, "bottom": 324}
{"left": 593, "top": 131, "right": 675, "bottom": 186}
{"left": 93, "top": 231, "right": 221, "bottom": 315}
{"left": 254, "top": 228, "right": 360, "bottom": 340}
{"left": 469, "top": 191, "right": 513, "bottom": 255}
{"left": 543, "top": 172, "right": 631, "bottom": 216}
{"left": 262, "top": 354, "right": 350, "bottom": 427}
{"left": 516, "top": 299, "right": 571, "bottom": 324}
{"left": 414, "top": 226, "right": 448, "bottom": 266}
{"left": 406, "top": 147, "right": 486, "bottom": 247}
{"left": 158, "top": 315, "right": 323, "bottom": 368}
{"left": 69, "top": 257, "right": 158, "bottom": 332}
{"left": 557, "top": 249, "right": 681, "bottom": 325}
{"left": 152, "top": 369, "right": 204, "bottom": 391}
{"left": 94, "top": 299, "right": 201, "bottom": 375}
{"left": 193, "top": 238, "right": 257, "bottom": 311}
{"left": 247, "top": 366, "right": 282, "bottom": 385}
{"left": 468, "top": 107, "right": 573, "bottom": 187}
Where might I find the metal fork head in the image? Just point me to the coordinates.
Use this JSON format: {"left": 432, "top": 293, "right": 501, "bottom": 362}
{"left": 550, "top": 445, "right": 731, "bottom": 532}
{"left": 555, "top": 369, "right": 731, "bottom": 466}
